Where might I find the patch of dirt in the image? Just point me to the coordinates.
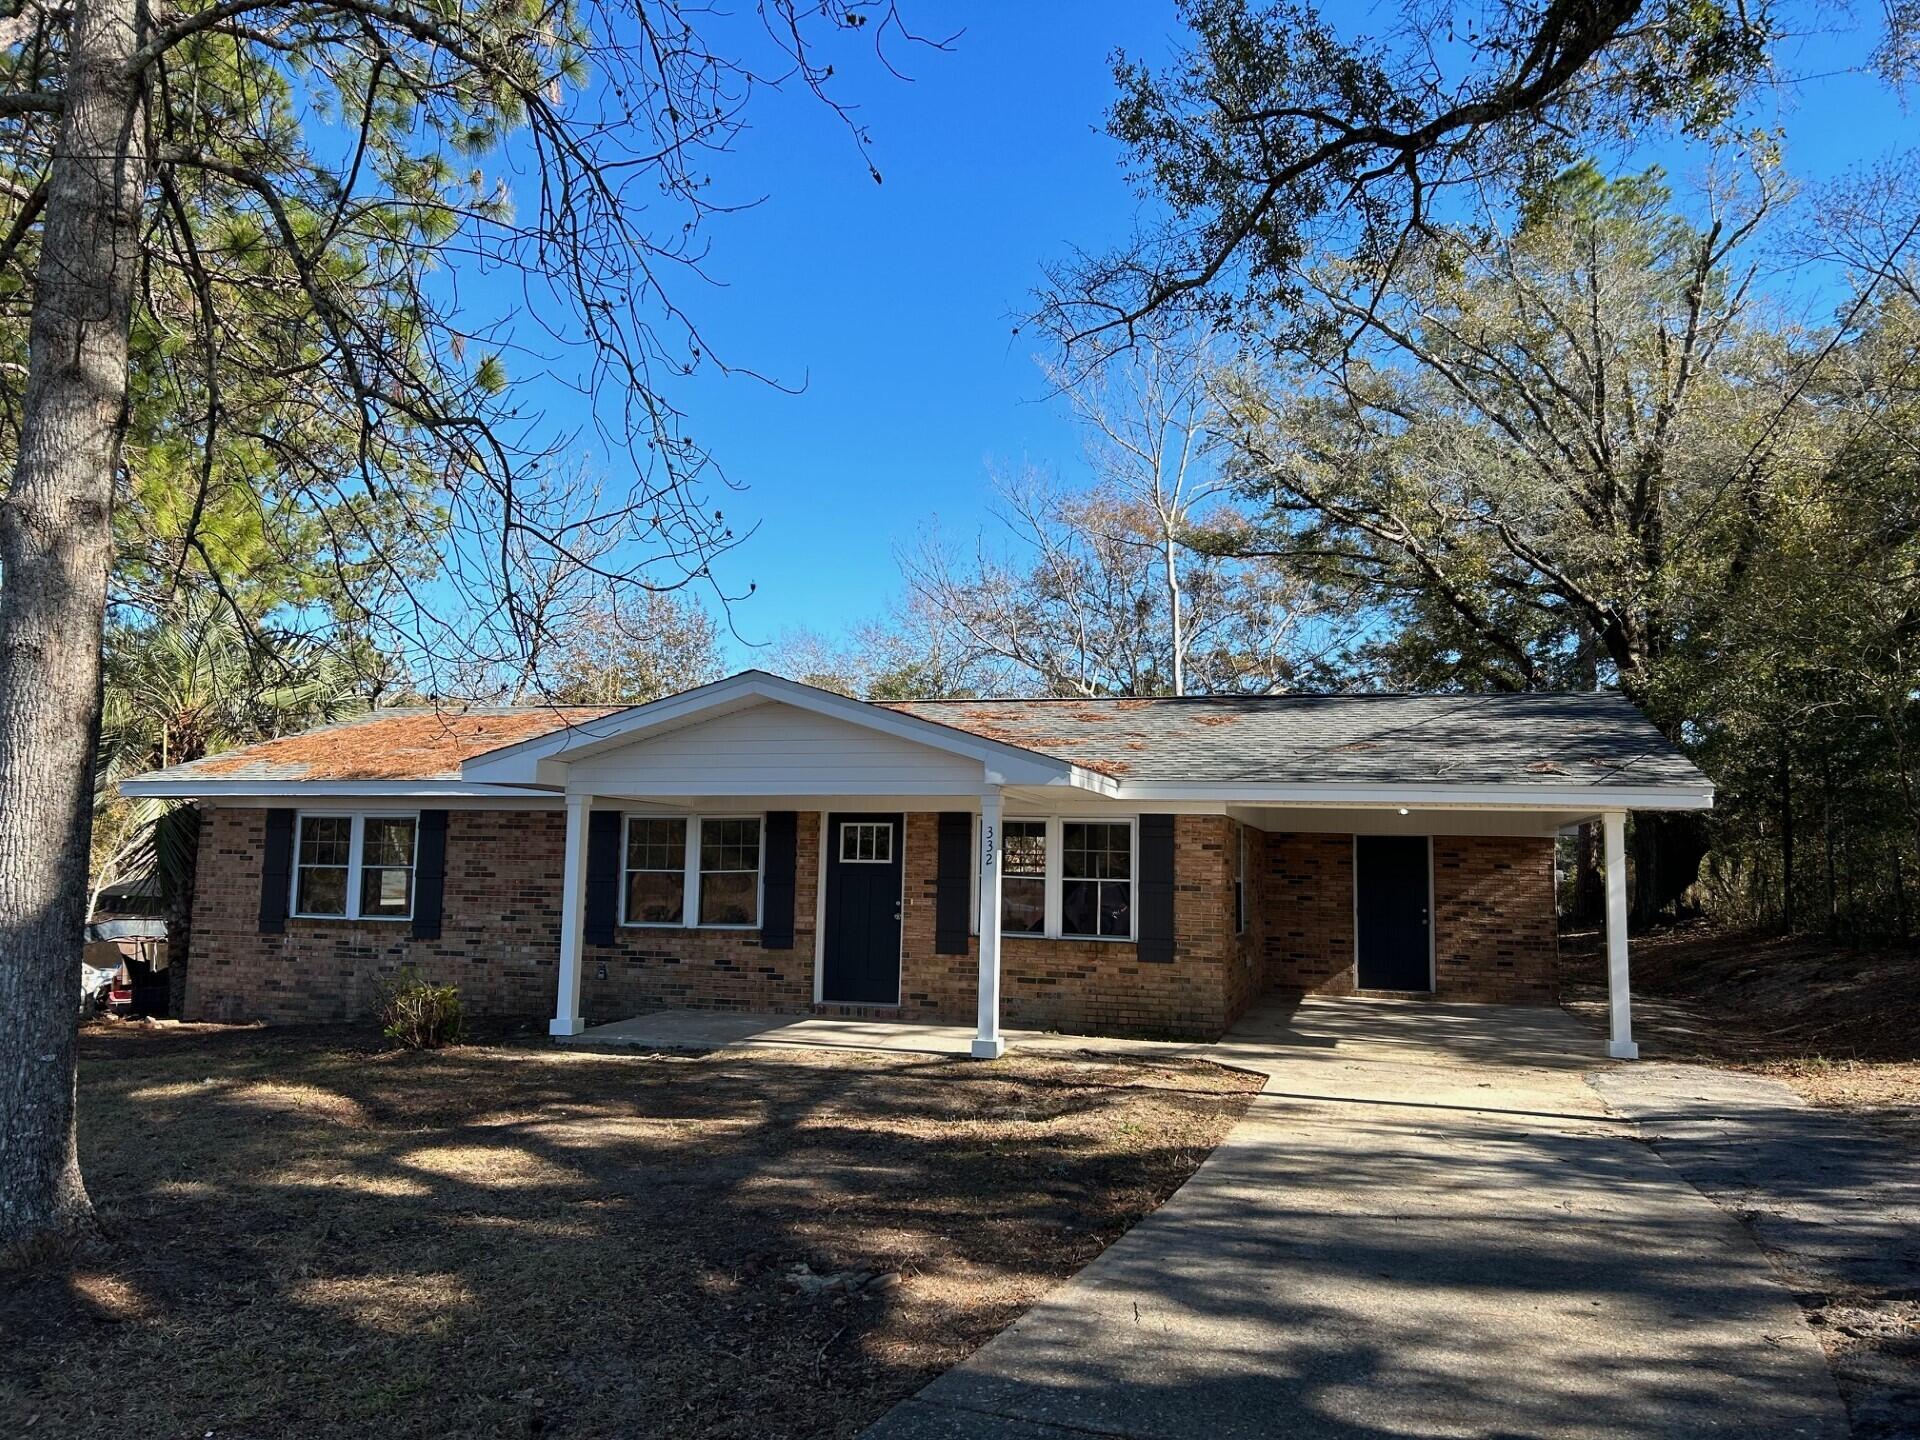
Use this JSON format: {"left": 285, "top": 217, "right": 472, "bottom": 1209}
{"left": 2, "top": 1026, "right": 1258, "bottom": 1439}
{"left": 1561, "top": 924, "right": 1920, "bottom": 1133}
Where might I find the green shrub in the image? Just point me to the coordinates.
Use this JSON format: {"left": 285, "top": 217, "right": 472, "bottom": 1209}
{"left": 376, "top": 968, "right": 465, "bottom": 1049}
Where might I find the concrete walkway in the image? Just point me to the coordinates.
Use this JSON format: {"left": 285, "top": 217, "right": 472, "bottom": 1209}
{"left": 860, "top": 998, "right": 1847, "bottom": 1440}
{"left": 1593, "top": 1063, "right": 1920, "bottom": 1436}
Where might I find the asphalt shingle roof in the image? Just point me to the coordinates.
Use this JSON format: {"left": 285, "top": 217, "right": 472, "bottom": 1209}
{"left": 881, "top": 692, "right": 1705, "bottom": 789}
{"left": 128, "top": 688, "right": 1705, "bottom": 794}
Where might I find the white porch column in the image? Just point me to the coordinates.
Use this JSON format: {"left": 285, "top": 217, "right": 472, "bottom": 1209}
{"left": 973, "top": 783, "right": 1006, "bottom": 1060}
{"left": 550, "top": 793, "right": 589, "bottom": 1038}
{"left": 1602, "top": 809, "right": 1638, "bottom": 1060}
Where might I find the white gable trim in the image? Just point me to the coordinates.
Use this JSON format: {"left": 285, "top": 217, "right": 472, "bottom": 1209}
{"left": 458, "top": 670, "right": 1076, "bottom": 790}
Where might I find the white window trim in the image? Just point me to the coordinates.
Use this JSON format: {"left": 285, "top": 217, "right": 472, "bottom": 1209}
{"left": 620, "top": 813, "right": 692, "bottom": 929}
{"left": 619, "top": 811, "right": 766, "bottom": 931}
{"left": 839, "top": 820, "right": 895, "bottom": 865}
{"left": 289, "top": 811, "right": 418, "bottom": 922}
{"left": 982, "top": 815, "right": 1138, "bottom": 944}
{"left": 1057, "top": 816, "right": 1137, "bottom": 942}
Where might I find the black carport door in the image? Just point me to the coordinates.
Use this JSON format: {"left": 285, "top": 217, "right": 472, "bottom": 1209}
{"left": 822, "top": 814, "right": 904, "bottom": 1004}
{"left": 1355, "top": 835, "right": 1432, "bottom": 991}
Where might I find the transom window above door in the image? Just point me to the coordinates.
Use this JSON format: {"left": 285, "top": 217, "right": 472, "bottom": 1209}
{"left": 839, "top": 821, "right": 894, "bottom": 864}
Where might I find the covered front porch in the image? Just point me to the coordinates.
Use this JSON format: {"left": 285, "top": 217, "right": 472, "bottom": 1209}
{"left": 528, "top": 791, "right": 1652, "bottom": 1063}
{"left": 450, "top": 672, "right": 1681, "bottom": 1061}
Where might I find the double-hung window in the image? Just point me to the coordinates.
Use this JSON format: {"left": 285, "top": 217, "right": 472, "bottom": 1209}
{"left": 1000, "top": 820, "right": 1047, "bottom": 936}
{"left": 1061, "top": 821, "right": 1133, "bottom": 939}
{"left": 625, "top": 817, "right": 688, "bottom": 925}
{"left": 699, "top": 818, "right": 761, "bottom": 926}
{"left": 292, "top": 813, "right": 417, "bottom": 921}
{"left": 621, "top": 815, "right": 762, "bottom": 929}
{"left": 991, "top": 818, "right": 1136, "bottom": 942}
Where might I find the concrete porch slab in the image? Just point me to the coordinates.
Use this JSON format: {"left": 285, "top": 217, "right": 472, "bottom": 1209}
{"left": 561, "top": 1010, "right": 998, "bottom": 1058}
{"left": 557, "top": 994, "right": 1612, "bottom": 1086}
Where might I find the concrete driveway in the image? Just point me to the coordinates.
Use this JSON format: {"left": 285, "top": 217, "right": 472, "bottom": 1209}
{"left": 864, "top": 996, "right": 1848, "bottom": 1439}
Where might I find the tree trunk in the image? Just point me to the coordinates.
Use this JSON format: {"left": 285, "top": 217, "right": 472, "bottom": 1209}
{"left": 1778, "top": 744, "right": 1795, "bottom": 932}
{"left": 1571, "top": 822, "right": 1604, "bottom": 926}
{"left": 1822, "top": 755, "right": 1839, "bottom": 940}
{"left": 0, "top": 0, "right": 149, "bottom": 1250}
{"left": 1163, "top": 528, "right": 1185, "bottom": 697}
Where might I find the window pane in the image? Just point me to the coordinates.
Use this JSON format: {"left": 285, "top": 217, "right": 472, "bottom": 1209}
{"left": 628, "top": 817, "right": 686, "bottom": 873}
{"left": 360, "top": 865, "right": 413, "bottom": 917}
{"left": 1003, "top": 821, "right": 1046, "bottom": 877}
{"left": 699, "top": 869, "right": 757, "bottom": 926}
{"left": 840, "top": 821, "right": 893, "bottom": 864}
{"left": 1002, "top": 875, "right": 1045, "bottom": 935}
{"left": 1061, "top": 879, "right": 1096, "bottom": 938}
{"left": 364, "top": 817, "right": 417, "bottom": 867}
{"left": 297, "top": 865, "right": 348, "bottom": 916}
{"left": 701, "top": 819, "right": 759, "bottom": 873}
{"left": 626, "top": 870, "right": 685, "bottom": 925}
{"left": 1063, "top": 823, "right": 1130, "bottom": 880}
{"left": 299, "top": 816, "right": 351, "bottom": 867}
{"left": 1099, "top": 881, "right": 1132, "bottom": 938}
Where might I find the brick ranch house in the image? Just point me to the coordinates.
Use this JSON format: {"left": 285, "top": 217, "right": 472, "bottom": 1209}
{"left": 122, "top": 670, "right": 1711, "bottom": 1058}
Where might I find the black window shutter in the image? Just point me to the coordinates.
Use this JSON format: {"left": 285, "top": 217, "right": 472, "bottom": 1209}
{"left": 412, "top": 810, "right": 449, "bottom": 940}
{"left": 761, "top": 811, "right": 798, "bottom": 949}
{"left": 584, "top": 810, "right": 623, "bottom": 946}
{"left": 935, "top": 811, "right": 972, "bottom": 955}
{"left": 1137, "top": 814, "right": 1176, "bottom": 964}
{"left": 259, "top": 808, "right": 295, "bottom": 934}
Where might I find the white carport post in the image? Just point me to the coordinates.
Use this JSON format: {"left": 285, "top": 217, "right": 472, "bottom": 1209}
{"left": 550, "top": 793, "right": 589, "bottom": 1037}
{"left": 1602, "top": 809, "right": 1638, "bottom": 1060}
{"left": 973, "top": 782, "right": 1006, "bottom": 1059}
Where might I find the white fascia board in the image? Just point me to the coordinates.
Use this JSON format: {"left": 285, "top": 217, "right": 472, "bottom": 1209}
{"left": 461, "top": 669, "right": 1073, "bottom": 787}
{"left": 118, "top": 779, "right": 561, "bottom": 803}
{"left": 1106, "top": 781, "right": 1714, "bottom": 811}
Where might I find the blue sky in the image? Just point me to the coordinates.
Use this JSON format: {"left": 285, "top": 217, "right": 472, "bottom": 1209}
{"left": 654, "top": 1, "right": 1183, "bottom": 665}
{"left": 525, "top": 2, "right": 1909, "bottom": 668}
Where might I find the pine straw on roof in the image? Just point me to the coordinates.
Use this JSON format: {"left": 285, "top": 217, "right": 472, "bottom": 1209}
{"left": 190, "top": 708, "right": 621, "bottom": 781}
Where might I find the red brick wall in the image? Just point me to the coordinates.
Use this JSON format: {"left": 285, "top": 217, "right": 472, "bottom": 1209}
{"left": 1259, "top": 831, "right": 1357, "bottom": 994}
{"left": 1255, "top": 831, "right": 1557, "bottom": 1003}
{"left": 191, "top": 808, "right": 572, "bottom": 1023}
{"left": 188, "top": 808, "right": 822, "bottom": 1026}
{"left": 857, "top": 813, "right": 1248, "bottom": 1040}
{"left": 185, "top": 807, "right": 1556, "bottom": 1031}
{"left": 188, "top": 807, "right": 1263, "bottom": 1038}
{"left": 1432, "top": 836, "right": 1558, "bottom": 1004}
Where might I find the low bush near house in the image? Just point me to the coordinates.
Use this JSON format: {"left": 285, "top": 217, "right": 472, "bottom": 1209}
{"left": 376, "top": 968, "right": 465, "bottom": 1049}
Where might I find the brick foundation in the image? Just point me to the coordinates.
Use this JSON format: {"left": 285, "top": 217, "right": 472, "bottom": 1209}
{"left": 186, "top": 807, "right": 1556, "bottom": 1034}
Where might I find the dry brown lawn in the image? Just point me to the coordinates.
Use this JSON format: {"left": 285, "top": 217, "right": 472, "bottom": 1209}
{"left": 2, "top": 1024, "right": 1259, "bottom": 1439}
{"left": 1561, "top": 924, "right": 1920, "bottom": 1137}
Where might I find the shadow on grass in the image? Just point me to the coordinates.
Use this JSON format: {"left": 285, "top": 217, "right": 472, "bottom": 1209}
{"left": 2, "top": 1025, "right": 1252, "bottom": 1440}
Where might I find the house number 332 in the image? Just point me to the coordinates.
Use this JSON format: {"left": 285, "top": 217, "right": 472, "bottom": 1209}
{"left": 981, "top": 823, "right": 996, "bottom": 868}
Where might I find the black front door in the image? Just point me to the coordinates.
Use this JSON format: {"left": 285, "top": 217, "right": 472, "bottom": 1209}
{"left": 822, "top": 813, "right": 904, "bottom": 1004}
{"left": 1355, "top": 835, "right": 1431, "bottom": 991}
